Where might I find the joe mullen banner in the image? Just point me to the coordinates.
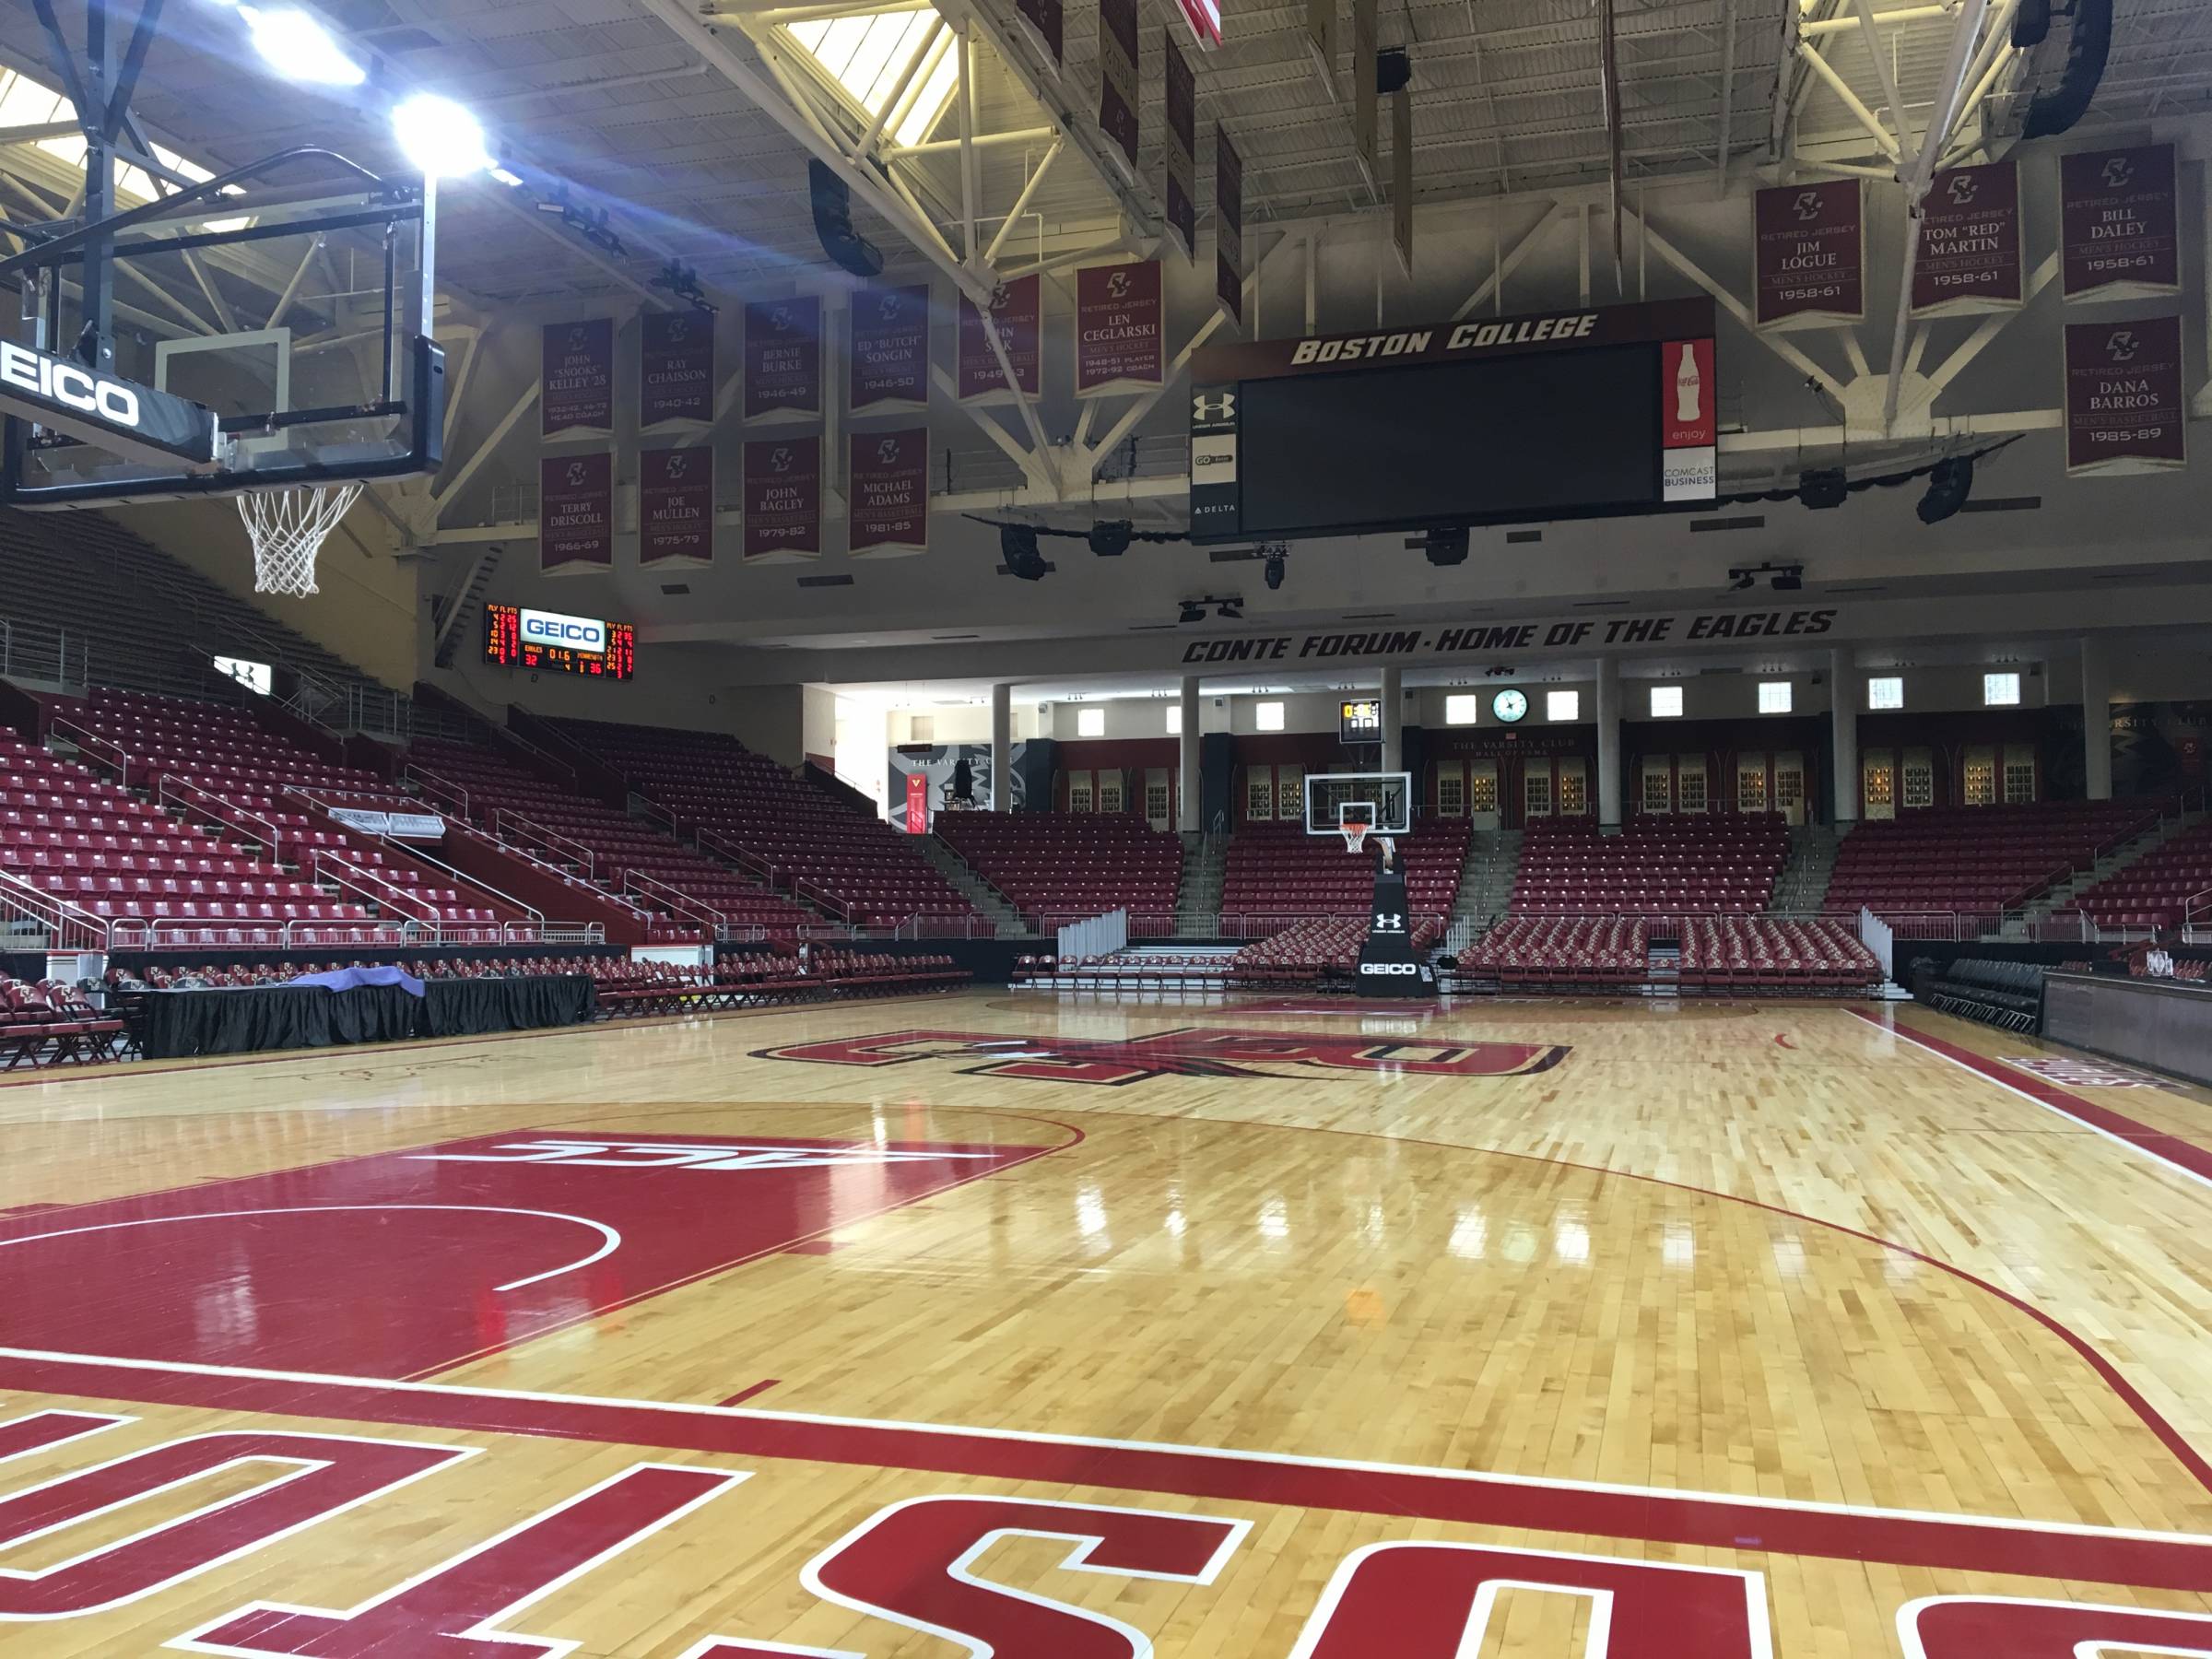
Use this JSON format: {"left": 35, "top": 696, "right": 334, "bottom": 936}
{"left": 1097, "top": 0, "right": 1140, "bottom": 171}
{"left": 848, "top": 428, "right": 928, "bottom": 558}
{"left": 1164, "top": 35, "right": 1197, "bottom": 260}
{"left": 2061, "top": 144, "right": 2179, "bottom": 301}
{"left": 743, "top": 436, "right": 821, "bottom": 562}
{"left": 1216, "top": 125, "right": 1244, "bottom": 324}
{"left": 1912, "top": 161, "right": 2020, "bottom": 316}
{"left": 1077, "top": 260, "right": 1163, "bottom": 394}
{"left": 640, "top": 311, "right": 714, "bottom": 426}
{"left": 1753, "top": 180, "right": 1864, "bottom": 327}
{"left": 744, "top": 296, "right": 822, "bottom": 421}
{"left": 541, "top": 319, "right": 613, "bottom": 436}
{"left": 849, "top": 283, "right": 929, "bottom": 412}
{"left": 538, "top": 452, "right": 612, "bottom": 575}
{"left": 958, "top": 276, "right": 1041, "bottom": 401}
{"left": 639, "top": 447, "right": 712, "bottom": 567}
{"left": 2064, "top": 313, "right": 2185, "bottom": 477}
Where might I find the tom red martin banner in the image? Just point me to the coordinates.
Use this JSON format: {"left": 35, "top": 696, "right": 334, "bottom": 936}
{"left": 539, "top": 452, "right": 612, "bottom": 575}
{"left": 2062, "top": 144, "right": 2179, "bottom": 301}
{"left": 744, "top": 296, "right": 822, "bottom": 421}
{"left": 640, "top": 311, "right": 714, "bottom": 426}
{"left": 1911, "top": 160, "right": 2020, "bottom": 315}
{"left": 1077, "top": 260, "right": 1164, "bottom": 394}
{"left": 958, "top": 276, "right": 1041, "bottom": 402}
{"left": 742, "top": 436, "right": 821, "bottom": 562}
{"left": 1753, "top": 180, "right": 1864, "bottom": 327}
{"left": 1164, "top": 35, "right": 1197, "bottom": 260}
{"left": 1216, "top": 125, "right": 1244, "bottom": 324}
{"left": 1098, "top": 0, "right": 1140, "bottom": 171}
{"left": 541, "top": 319, "right": 614, "bottom": 436}
{"left": 2065, "top": 313, "right": 2185, "bottom": 477}
{"left": 848, "top": 428, "right": 929, "bottom": 558}
{"left": 849, "top": 283, "right": 930, "bottom": 412}
{"left": 639, "top": 447, "right": 712, "bottom": 567}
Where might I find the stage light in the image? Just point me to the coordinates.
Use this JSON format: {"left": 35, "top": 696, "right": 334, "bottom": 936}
{"left": 1088, "top": 520, "right": 1133, "bottom": 557}
{"left": 394, "top": 94, "right": 492, "bottom": 178}
{"left": 489, "top": 165, "right": 525, "bottom": 188}
{"left": 1423, "top": 525, "right": 1469, "bottom": 567}
{"left": 1916, "top": 455, "right": 1975, "bottom": 524}
{"left": 1216, "top": 599, "right": 1243, "bottom": 619}
{"left": 1264, "top": 552, "right": 1285, "bottom": 591}
{"left": 1797, "top": 467, "right": 1849, "bottom": 510}
{"left": 1771, "top": 565, "right": 1804, "bottom": 592}
{"left": 1726, "top": 568, "right": 1757, "bottom": 592}
{"left": 239, "top": 6, "right": 365, "bottom": 85}
{"left": 1178, "top": 600, "right": 1206, "bottom": 624}
{"left": 809, "top": 159, "right": 885, "bottom": 278}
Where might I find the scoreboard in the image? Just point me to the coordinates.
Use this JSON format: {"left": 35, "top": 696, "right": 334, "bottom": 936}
{"left": 1188, "top": 297, "right": 1717, "bottom": 543}
{"left": 1339, "top": 698, "right": 1382, "bottom": 743}
{"left": 484, "top": 605, "right": 636, "bottom": 679}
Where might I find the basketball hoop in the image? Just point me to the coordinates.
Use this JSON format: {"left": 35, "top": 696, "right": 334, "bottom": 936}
{"left": 237, "top": 481, "right": 363, "bottom": 597}
{"left": 1339, "top": 819, "right": 1371, "bottom": 855}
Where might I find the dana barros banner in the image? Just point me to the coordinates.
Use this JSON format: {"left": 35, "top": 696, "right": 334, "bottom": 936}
{"left": 1164, "top": 34, "right": 1197, "bottom": 260}
{"left": 541, "top": 319, "right": 614, "bottom": 436}
{"left": 744, "top": 295, "right": 822, "bottom": 421}
{"left": 1216, "top": 125, "right": 1244, "bottom": 323}
{"left": 742, "top": 436, "right": 821, "bottom": 562}
{"left": 848, "top": 428, "right": 928, "bottom": 558}
{"left": 1077, "top": 260, "right": 1164, "bottom": 394}
{"left": 639, "top": 446, "right": 712, "bottom": 567}
{"left": 2061, "top": 143, "right": 2180, "bottom": 301}
{"left": 848, "top": 282, "right": 930, "bottom": 412}
{"left": 539, "top": 451, "right": 612, "bottom": 575}
{"left": 1097, "top": 0, "right": 1140, "bottom": 171}
{"left": 640, "top": 310, "right": 714, "bottom": 426}
{"left": 1753, "top": 180, "right": 1864, "bottom": 327}
{"left": 958, "top": 275, "right": 1041, "bottom": 402}
{"left": 1911, "top": 160, "right": 2020, "bottom": 315}
{"left": 2065, "top": 313, "right": 2185, "bottom": 477}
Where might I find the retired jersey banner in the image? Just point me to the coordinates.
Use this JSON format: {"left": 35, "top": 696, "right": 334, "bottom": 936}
{"left": 2062, "top": 144, "right": 2179, "bottom": 301}
{"left": 1753, "top": 180, "right": 1865, "bottom": 328}
{"left": 639, "top": 447, "right": 712, "bottom": 567}
{"left": 1391, "top": 88, "right": 1413, "bottom": 277}
{"left": 743, "top": 296, "right": 822, "bottom": 422}
{"left": 1912, "top": 160, "right": 2020, "bottom": 315}
{"left": 1351, "top": 0, "right": 1380, "bottom": 193}
{"left": 1098, "top": 0, "right": 1140, "bottom": 171}
{"left": 541, "top": 318, "right": 614, "bottom": 436}
{"left": 538, "top": 452, "right": 613, "bottom": 575}
{"left": 849, "top": 282, "right": 930, "bottom": 412}
{"left": 958, "top": 275, "right": 1041, "bottom": 402}
{"left": 639, "top": 310, "right": 714, "bottom": 426}
{"left": 1015, "top": 0, "right": 1064, "bottom": 65}
{"left": 1164, "top": 36, "right": 1197, "bottom": 260}
{"left": 1216, "top": 125, "right": 1244, "bottom": 324}
{"left": 848, "top": 428, "right": 929, "bottom": 558}
{"left": 2065, "top": 313, "right": 2186, "bottom": 477}
{"left": 1076, "top": 260, "right": 1164, "bottom": 394}
{"left": 742, "top": 436, "right": 821, "bottom": 562}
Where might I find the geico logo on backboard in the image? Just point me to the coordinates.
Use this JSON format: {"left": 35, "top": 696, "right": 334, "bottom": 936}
{"left": 0, "top": 340, "right": 143, "bottom": 429}
{"left": 519, "top": 608, "right": 607, "bottom": 653}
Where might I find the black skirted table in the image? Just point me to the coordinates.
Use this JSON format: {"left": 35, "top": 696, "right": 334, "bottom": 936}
{"left": 123, "top": 975, "right": 598, "bottom": 1060}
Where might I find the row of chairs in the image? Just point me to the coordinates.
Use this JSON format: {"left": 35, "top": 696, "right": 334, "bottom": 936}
{"left": 0, "top": 977, "right": 130, "bottom": 1068}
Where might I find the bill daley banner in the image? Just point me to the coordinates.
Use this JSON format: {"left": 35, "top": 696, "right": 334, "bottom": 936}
{"left": 2065, "top": 312, "right": 2186, "bottom": 477}
{"left": 639, "top": 446, "right": 712, "bottom": 567}
{"left": 1753, "top": 180, "right": 1864, "bottom": 328}
{"left": 1164, "top": 34, "right": 1197, "bottom": 260}
{"left": 2062, "top": 144, "right": 2180, "bottom": 301}
{"left": 538, "top": 451, "right": 612, "bottom": 575}
{"left": 1098, "top": 0, "right": 1140, "bottom": 171}
{"left": 640, "top": 311, "right": 714, "bottom": 426}
{"left": 849, "top": 283, "right": 929, "bottom": 412}
{"left": 1216, "top": 125, "right": 1244, "bottom": 324}
{"left": 1912, "top": 160, "right": 2020, "bottom": 316}
{"left": 541, "top": 319, "right": 613, "bottom": 436}
{"left": 848, "top": 428, "right": 928, "bottom": 558}
{"left": 742, "top": 436, "right": 821, "bottom": 562}
{"left": 744, "top": 296, "right": 822, "bottom": 421}
{"left": 958, "top": 276, "right": 1041, "bottom": 402}
{"left": 1076, "top": 260, "right": 1164, "bottom": 394}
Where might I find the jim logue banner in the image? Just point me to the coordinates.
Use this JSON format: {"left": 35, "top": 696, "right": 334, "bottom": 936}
{"left": 1753, "top": 180, "right": 1864, "bottom": 327}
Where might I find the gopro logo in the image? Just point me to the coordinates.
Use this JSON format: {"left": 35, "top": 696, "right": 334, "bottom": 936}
{"left": 519, "top": 608, "right": 607, "bottom": 653}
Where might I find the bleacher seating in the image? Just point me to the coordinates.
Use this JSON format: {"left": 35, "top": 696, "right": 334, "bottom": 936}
{"left": 1912, "top": 957, "right": 2047, "bottom": 1030}
{"left": 1511, "top": 816, "right": 1786, "bottom": 914}
{"left": 1677, "top": 916, "right": 1880, "bottom": 993}
{"left": 0, "top": 974, "right": 128, "bottom": 1068}
{"left": 1219, "top": 820, "right": 1467, "bottom": 924}
{"left": 935, "top": 812, "right": 1182, "bottom": 925}
{"left": 2069, "top": 817, "right": 2212, "bottom": 931}
{"left": 1230, "top": 914, "right": 1445, "bottom": 982}
{"left": 1822, "top": 800, "right": 2168, "bottom": 919}
{"left": 1462, "top": 916, "right": 1648, "bottom": 988}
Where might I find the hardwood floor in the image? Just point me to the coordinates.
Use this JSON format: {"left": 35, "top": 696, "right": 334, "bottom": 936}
{"left": 1, "top": 989, "right": 2208, "bottom": 1655}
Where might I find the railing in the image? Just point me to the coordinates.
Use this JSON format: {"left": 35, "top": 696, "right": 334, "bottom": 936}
{"left": 697, "top": 827, "right": 782, "bottom": 889}
{"left": 491, "top": 809, "right": 595, "bottom": 878}
{"left": 310, "top": 851, "right": 440, "bottom": 924}
{"left": 620, "top": 868, "right": 725, "bottom": 931}
{"left": 0, "top": 866, "right": 110, "bottom": 950}
{"left": 1041, "top": 908, "right": 1174, "bottom": 938}
{"left": 129, "top": 914, "right": 423, "bottom": 950}
{"left": 629, "top": 793, "right": 681, "bottom": 837}
{"left": 382, "top": 835, "right": 544, "bottom": 924}
{"left": 160, "top": 773, "right": 284, "bottom": 860}
{"left": 48, "top": 717, "right": 134, "bottom": 788}
{"left": 0, "top": 618, "right": 89, "bottom": 689}
{"left": 794, "top": 877, "right": 853, "bottom": 922}
{"left": 1057, "top": 908, "right": 1128, "bottom": 962}
{"left": 716, "top": 922, "right": 772, "bottom": 945}
{"left": 403, "top": 764, "right": 471, "bottom": 820}
{"left": 891, "top": 914, "right": 1001, "bottom": 939}
{"left": 336, "top": 683, "right": 408, "bottom": 740}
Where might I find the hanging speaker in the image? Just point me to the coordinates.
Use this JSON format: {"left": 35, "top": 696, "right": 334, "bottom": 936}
{"left": 808, "top": 159, "right": 885, "bottom": 278}
{"left": 2018, "top": 0, "right": 2112, "bottom": 139}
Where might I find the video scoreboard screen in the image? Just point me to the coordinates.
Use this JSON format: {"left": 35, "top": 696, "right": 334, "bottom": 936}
{"left": 1339, "top": 698, "right": 1382, "bottom": 743}
{"left": 484, "top": 605, "right": 636, "bottom": 679}
{"left": 1188, "top": 297, "right": 1717, "bottom": 542}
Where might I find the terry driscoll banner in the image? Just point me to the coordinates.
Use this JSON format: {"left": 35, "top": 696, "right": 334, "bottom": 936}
{"left": 848, "top": 429, "right": 929, "bottom": 558}
{"left": 538, "top": 452, "right": 613, "bottom": 575}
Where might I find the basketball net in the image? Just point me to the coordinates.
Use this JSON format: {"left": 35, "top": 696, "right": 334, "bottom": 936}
{"left": 1339, "top": 819, "right": 1371, "bottom": 855}
{"left": 238, "top": 482, "right": 363, "bottom": 597}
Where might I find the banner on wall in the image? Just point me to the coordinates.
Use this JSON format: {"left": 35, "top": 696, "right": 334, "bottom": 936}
{"left": 957, "top": 275, "right": 1041, "bottom": 402}
{"left": 1076, "top": 260, "right": 1164, "bottom": 394}
{"left": 639, "top": 447, "right": 712, "bottom": 566}
{"left": 904, "top": 771, "right": 928, "bottom": 833}
{"left": 1164, "top": 35, "right": 1197, "bottom": 261}
{"left": 1216, "top": 125, "right": 1244, "bottom": 324}
{"left": 848, "top": 429, "right": 929, "bottom": 558}
{"left": 1015, "top": 0, "right": 1064, "bottom": 65}
{"left": 848, "top": 282, "right": 930, "bottom": 412}
{"left": 743, "top": 296, "right": 822, "bottom": 421}
{"left": 2064, "top": 312, "right": 2186, "bottom": 477}
{"left": 639, "top": 310, "right": 714, "bottom": 426}
{"left": 1753, "top": 180, "right": 1865, "bottom": 328}
{"left": 1391, "top": 89, "right": 1413, "bottom": 277}
{"left": 1910, "top": 160, "right": 2020, "bottom": 316}
{"left": 2061, "top": 143, "right": 2179, "bottom": 301}
{"left": 742, "top": 436, "right": 821, "bottom": 561}
{"left": 1098, "top": 0, "right": 1140, "bottom": 171}
{"left": 538, "top": 452, "right": 612, "bottom": 575}
{"left": 541, "top": 319, "right": 614, "bottom": 436}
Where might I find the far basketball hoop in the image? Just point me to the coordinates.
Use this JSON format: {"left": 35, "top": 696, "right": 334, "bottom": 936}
{"left": 1338, "top": 809, "right": 1372, "bottom": 856}
{"left": 1305, "top": 771, "right": 1413, "bottom": 846}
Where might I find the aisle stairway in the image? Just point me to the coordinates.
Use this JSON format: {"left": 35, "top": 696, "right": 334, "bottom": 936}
{"left": 1453, "top": 829, "right": 1523, "bottom": 927}
{"left": 1175, "top": 830, "right": 1226, "bottom": 935}
{"left": 2015, "top": 806, "right": 2207, "bottom": 932}
{"left": 916, "top": 835, "right": 1030, "bottom": 936}
{"left": 1769, "top": 823, "right": 1843, "bottom": 914}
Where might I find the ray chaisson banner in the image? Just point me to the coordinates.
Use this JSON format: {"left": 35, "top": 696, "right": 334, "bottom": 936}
{"left": 639, "top": 310, "right": 714, "bottom": 426}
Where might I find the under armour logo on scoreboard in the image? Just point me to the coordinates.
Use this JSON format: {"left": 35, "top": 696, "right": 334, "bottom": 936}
{"left": 1193, "top": 391, "right": 1237, "bottom": 422}
{"left": 405, "top": 1139, "right": 1002, "bottom": 1171}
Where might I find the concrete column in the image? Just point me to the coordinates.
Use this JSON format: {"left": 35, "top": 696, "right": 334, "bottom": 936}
{"left": 1830, "top": 647, "right": 1859, "bottom": 827}
{"left": 1379, "top": 665, "right": 1404, "bottom": 777}
{"left": 990, "top": 683, "right": 1012, "bottom": 811}
{"left": 1595, "top": 656, "right": 1622, "bottom": 832}
{"left": 2080, "top": 637, "right": 2112, "bottom": 800}
{"left": 1177, "top": 676, "right": 1201, "bottom": 832}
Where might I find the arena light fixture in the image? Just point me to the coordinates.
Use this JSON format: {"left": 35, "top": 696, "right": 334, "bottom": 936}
{"left": 393, "top": 94, "right": 493, "bottom": 179}
{"left": 1178, "top": 600, "right": 1207, "bottom": 624}
{"left": 1916, "top": 455, "right": 1975, "bottom": 524}
{"left": 238, "top": 6, "right": 366, "bottom": 86}
{"left": 999, "top": 524, "right": 1051, "bottom": 581}
{"left": 1264, "top": 552, "right": 1285, "bottom": 591}
{"left": 1088, "top": 521, "right": 1134, "bottom": 557}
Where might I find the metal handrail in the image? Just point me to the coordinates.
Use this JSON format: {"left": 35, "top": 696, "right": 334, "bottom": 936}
{"left": 160, "top": 773, "right": 284, "bottom": 861}
{"left": 0, "top": 617, "right": 89, "bottom": 689}
{"left": 0, "top": 866, "right": 110, "bottom": 950}
{"left": 311, "top": 851, "right": 439, "bottom": 924}
{"left": 48, "top": 717, "right": 133, "bottom": 788}
{"left": 491, "top": 808, "right": 595, "bottom": 878}
{"left": 381, "top": 835, "right": 543, "bottom": 923}
{"left": 696, "top": 826, "right": 782, "bottom": 888}
{"left": 621, "top": 868, "right": 725, "bottom": 928}
{"left": 449, "top": 820, "right": 652, "bottom": 916}
{"left": 629, "top": 792, "right": 681, "bottom": 836}
{"left": 403, "top": 764, "right": 471, "bottom": 820}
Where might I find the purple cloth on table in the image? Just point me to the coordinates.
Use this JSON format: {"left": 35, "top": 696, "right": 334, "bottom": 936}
{"left": 288, "top": 966, "right": 427, "bottom": 998}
